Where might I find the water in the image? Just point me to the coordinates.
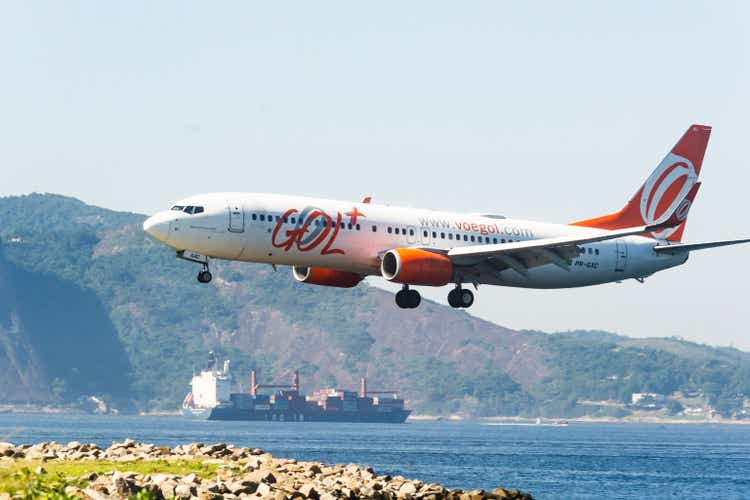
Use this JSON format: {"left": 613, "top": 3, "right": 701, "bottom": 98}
{"left": 1, "top": 414, "right": 749, "bottom": 499}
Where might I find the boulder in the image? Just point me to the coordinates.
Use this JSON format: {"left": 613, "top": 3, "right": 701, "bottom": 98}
{"left": 398, "top": 481, "right": 418, "bottom": 497}
{"left": 298, "top": 483, "right": 319, "bottom": 499}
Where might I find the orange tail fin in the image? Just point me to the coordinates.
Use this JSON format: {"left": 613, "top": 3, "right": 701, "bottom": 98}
{"left": 572, "top": 124, "right": 711, "bottom": 242}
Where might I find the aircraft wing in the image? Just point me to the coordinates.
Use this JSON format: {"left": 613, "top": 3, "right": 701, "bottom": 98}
{"left": 444, "top": 182, "right": 701, "bottom": 276}
{"left": 445, "top": 225, "right": 652, "bottom": 275}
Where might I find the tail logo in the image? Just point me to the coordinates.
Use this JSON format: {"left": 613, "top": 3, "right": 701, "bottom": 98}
{"left": 640, "top": 153, "right": 697, "bottom": 239}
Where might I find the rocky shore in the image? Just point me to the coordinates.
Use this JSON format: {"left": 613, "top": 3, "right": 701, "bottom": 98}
{"left": 0, "top": 440, "right": 532, "bottom": 499}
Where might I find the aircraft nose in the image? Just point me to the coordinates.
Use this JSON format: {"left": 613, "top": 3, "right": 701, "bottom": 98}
{"left": 143, "top": 214, "right": 170, "bottom": 243}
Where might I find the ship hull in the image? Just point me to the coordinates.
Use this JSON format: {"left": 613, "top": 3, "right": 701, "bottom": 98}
{"left": 184, "top": 407, "right": 411, "bottom": 423}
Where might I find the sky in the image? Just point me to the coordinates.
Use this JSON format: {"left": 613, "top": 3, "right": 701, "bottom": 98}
{"left": 2, "top": 2, "right": 749, "bottom": 348}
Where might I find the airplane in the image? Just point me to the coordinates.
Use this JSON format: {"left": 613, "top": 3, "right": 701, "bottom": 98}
{"left": 144, "top": 124, "right": 750, "bottom": 309}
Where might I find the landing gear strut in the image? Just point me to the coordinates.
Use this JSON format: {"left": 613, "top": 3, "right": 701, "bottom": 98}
{"left": 395, "top": 285, "right": 421, "bottom": 309}
{"left": 448, "top": 285, "right": 474, "bottom": 308}
{"left": 177, "top": 250, "right": 213, "bottom": 284}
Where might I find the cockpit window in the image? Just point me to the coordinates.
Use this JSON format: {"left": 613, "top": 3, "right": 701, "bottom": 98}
{"left": 172, "top": 205, "right": 204, "bottom": 214}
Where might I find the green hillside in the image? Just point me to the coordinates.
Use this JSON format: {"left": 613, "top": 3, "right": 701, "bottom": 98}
{"left": 0, "top": 194, "right": 748, "bottom": 418}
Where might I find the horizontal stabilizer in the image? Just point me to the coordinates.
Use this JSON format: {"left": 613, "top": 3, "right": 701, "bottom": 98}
{"left": 654, "top": 238, "right": 750, "bottom": 254}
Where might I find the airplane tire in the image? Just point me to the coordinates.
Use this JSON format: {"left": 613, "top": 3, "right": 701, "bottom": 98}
{"left": 447, "top": 288, "right": 461, "bottom": 308}
{"left": 406, "top": 289, "right": 421, "bottom": 308}
{"left": 460, "top": 289, "right": 474, "bottom": 308}
{"left": 395, "top": 290, "right": 409, "bottom": 309}
{"left": 197, "top": 271, "right": 212, "bottom": 283}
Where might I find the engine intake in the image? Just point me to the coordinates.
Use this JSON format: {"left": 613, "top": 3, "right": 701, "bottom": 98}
{"left": 292, "top": 266, "right": 362, "bottom": 288}
{"left": 381, "top": 248, "right": 453, "bottom": 286}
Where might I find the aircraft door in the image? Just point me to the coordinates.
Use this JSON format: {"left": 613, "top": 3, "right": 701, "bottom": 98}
{"left": 615, "top": 240, "right": 628, "bottom": 272}
{"left": 228, "top": 202, "right": 245, "bottom": 233}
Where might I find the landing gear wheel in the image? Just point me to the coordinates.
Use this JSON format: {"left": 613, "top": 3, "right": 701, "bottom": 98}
{"left": 406, "top": 289, "right": 421, "bottom": 308}
{"left": 396, "top": 288, "right": 421, "bottom": 309}
{"left": 459, "top": 288, "right": 474, "bottom": 308}
{"left": 447, "top": 288, "right": 461, "bottom": 308}
{"left": 197, "top": 270, "right": 213, "bottom": 283}
{"left": 448, "top": 287, "right": 474, "bottom": 308}
{"left": 395, "top": 289, "right": 409, "bottom": 309}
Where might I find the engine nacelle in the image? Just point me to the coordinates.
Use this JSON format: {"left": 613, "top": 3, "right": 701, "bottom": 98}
{"left": 380, "top": 248, "right": 453, "bottom": 286}
{"left": 292, "top": 266, "right": 362, "bottom": 288}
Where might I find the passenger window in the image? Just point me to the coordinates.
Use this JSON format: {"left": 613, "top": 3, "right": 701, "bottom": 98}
{"left": 410, "top": 229, "right": 414, "bottom": 236}
{"left": 441, "top": 232, "right": 445, "bottom": 239}
{"left": 432, "top": 231, "right": 437, "bottom": 238}
{"left": 340, "top": 222, "right": 345, "bottom": 229}
{"left": 501, "top": 239, "right": 506, "bottom": 243}
{"left": 275, "top": 215, "right": 280, "bottom": 221}
{"left": 448, "top": 234, "right": 453, "bottom": 240}
{"left": 470, "top": 236, "right": 475, "bottom": 242}
{"left": 485, "top": 237, "right": 490, "bottom": 243}
{"left": 372, "top": 225, "right": 377, "bottom": 232}
{"left": 290, "top": 217, "right": 295, "bottom": 224}
{"left": 348, "top": 223, "right": 353, "bottom": 230}
{"left": 388, "top": 227, "right": 392, "bottom": 234}
{"left": 463, "top": 235, "right": 468, "bottom": 241}
{"left": 423, "top": 230, "right": 428, "bottom": 237}
{"left": 356, "top": 224, "right": 360, "bottom": 230}
{"left": 493, "top": 238, "right": 498, "bottom": 244}
{"left": 595, "top": 249, "right": 599, "bottom": 255}
{"left": 259, "top": 214, "right": 265, "bottom": 221}
{"left": 252, "top": 213, "right": 257, "bottom": 220}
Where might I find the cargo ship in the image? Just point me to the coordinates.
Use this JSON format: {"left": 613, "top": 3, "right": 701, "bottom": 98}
{"left": 182, "top": 353, "right": 410, "bottom": 423}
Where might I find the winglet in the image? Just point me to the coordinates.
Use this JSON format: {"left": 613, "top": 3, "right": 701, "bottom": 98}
{"left": 362, "top": 196, "right": 372, "bottom": 204}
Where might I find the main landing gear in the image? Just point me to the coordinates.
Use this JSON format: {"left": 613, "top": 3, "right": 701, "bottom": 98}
{"left": 177, "top": 250, "right": 213, "bottom": 284}
{"left": 447, "top": 285, "right": 474, "bottom": 308}
{"left": 395, "top": 285, "right": 421, "bottom": 309}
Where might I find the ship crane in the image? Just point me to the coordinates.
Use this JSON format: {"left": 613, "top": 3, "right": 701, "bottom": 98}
{"left": 250, "top": 369, "right": 299, "bottom": 397}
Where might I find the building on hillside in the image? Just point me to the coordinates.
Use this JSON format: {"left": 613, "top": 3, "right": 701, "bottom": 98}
{"left": 631, "top": 393, "right": 665, "bottom": 408}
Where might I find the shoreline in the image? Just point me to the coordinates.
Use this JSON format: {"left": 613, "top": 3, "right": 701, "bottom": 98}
{"left": 0, "top": 440, "right": 532, "bottom": 499}
{"left": 1, "top": 407, "right": 748, "bottom": 425}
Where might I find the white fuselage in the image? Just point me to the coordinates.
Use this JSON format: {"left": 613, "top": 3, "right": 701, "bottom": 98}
{"left": 143, "top": 192, "right": 688, "bottom": 289}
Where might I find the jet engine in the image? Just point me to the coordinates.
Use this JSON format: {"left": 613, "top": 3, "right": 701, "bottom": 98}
{"left": 380, "top": 248, "right": 453, "bottom": 286}
{"left": 292, "top": 266, "right": 362, "bottom": 288}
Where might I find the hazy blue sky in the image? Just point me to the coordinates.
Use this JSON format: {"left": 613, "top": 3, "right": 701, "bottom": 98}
{"left": 2, "top": 2, "right": 749, "bottom": 348}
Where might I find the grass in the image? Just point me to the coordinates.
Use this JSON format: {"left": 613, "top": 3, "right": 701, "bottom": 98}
{"left": 0, "top": 459, "right": 223, "bottom": 497}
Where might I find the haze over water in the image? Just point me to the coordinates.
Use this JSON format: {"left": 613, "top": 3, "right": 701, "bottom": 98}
{"left": 2, "top": 414, "right": 749, "bottom": 499}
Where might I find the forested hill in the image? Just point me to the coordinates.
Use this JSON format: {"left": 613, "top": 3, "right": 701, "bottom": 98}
{"left": 0, "top": 193, "right": 748, "bottom": 418}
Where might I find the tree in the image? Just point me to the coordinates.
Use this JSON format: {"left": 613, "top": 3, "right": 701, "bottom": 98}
{"left": 666, "top": 400, "right": 684, "bottom": 415}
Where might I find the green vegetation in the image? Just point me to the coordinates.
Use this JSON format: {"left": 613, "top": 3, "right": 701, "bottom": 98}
{"left": 0, "top": 194, "right": 749, "bottom": 418}
{"left": 0, "top": 459, "right": 218, "bottom": 497}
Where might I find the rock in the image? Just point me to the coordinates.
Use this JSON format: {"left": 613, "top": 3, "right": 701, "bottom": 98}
{"left": 34, "top": 466, "right": 46, "bottom": 475}
{"left": 175, "top": 483, "right": 195, "bottom": 499}
{"left": 229, "top": 480, "right": 258, "bottom": 495}
{"left": 256, "top": 482, "right": 272, "bottom": 497}
{"left": 398, "top": 481, "right": 418, "bottom": 497}
{"left": 160, "top": 480, "right": 179, "bottom": 499}
{"left": 248, "top": 470, "right": 276, "bottom": 484}
{"left": 182, "top": 472, "right": 200, "bottom": 484}
{"left": 82, "top": 487, "right": 109, "bottom": 500}
{"left": 298, "top": 483, "right": 319, "bottom": 499}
